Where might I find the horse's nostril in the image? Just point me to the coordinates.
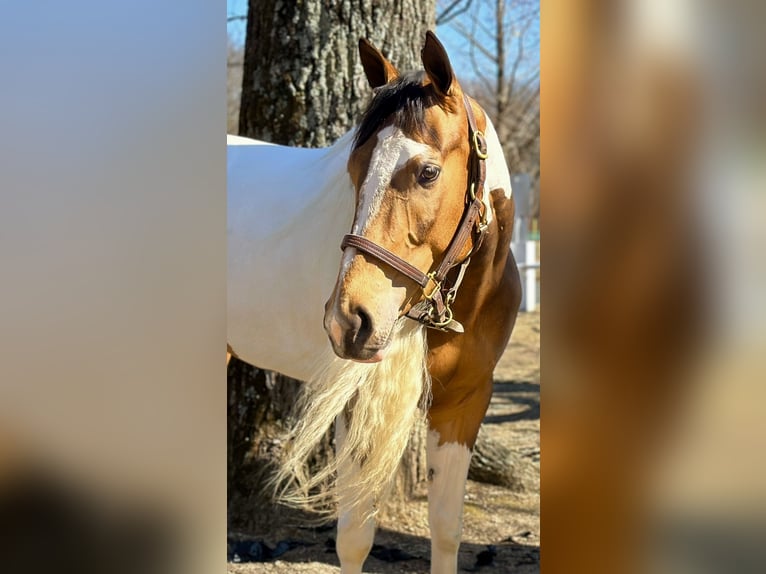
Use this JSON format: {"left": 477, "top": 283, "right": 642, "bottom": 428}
{"left": 357, "top": 307, "right": 372, "bottom": 337}
{"left": 346, "top": 304, "right": 373, "bottom": 344}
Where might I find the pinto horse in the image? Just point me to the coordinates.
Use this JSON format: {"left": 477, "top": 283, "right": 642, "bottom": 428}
{"left": 227, "top": 32, "right": 521, "bottom": 574}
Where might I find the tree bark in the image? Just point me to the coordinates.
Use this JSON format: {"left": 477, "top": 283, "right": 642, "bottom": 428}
{"left": 230, "top": 0, "right": 436, "bottom": 530}
{"left": 227, "top": 361, "right": 293, "bottom": 530}
{"left": 240, "top": 0, "right": 436, "bottom": 147}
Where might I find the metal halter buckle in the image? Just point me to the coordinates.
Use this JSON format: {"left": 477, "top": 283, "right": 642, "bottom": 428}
{"left": 478, "top": 202, "right": 489, "bottom": 231}
{"left": 470, "top": 184, "right": 489, "bottom": 232}
{"left": 423, "top": 272, "right": 441, "bottom": 300}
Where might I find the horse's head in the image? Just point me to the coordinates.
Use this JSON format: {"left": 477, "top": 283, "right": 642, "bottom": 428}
{"left": 324, "top": 32, "right": 485, "bottom": 362}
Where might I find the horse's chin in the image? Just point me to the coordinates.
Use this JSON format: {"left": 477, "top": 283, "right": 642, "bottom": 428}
{"left": 350, "top": 348, "right": 386, "bottom": 363}
{"left": 330, "top": 339, "right": 389, "bottom": 363}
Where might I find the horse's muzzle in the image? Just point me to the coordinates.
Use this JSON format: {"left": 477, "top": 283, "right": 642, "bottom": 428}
{"left": 324, "top": 301, "right": 387, "bottom": 362}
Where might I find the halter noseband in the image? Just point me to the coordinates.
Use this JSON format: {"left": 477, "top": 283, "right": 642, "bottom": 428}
{"left": 340, "top": 94, "right": 489, "bottom": 332}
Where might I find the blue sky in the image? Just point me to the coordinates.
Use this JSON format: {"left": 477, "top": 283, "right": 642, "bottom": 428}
{"left": 226, "top": 0, "right": 539, "bottom": 85}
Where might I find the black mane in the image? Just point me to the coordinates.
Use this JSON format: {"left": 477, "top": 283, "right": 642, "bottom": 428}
{"left": 353, "top": 71, "right": 442, "bottom": 150}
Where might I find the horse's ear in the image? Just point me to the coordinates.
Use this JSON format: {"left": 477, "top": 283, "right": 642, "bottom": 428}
{"left": 421, "top": 31, "right": 455, "bottom": 96}
{"left": 359, "top": 38, "right": 399, "bottom": 89}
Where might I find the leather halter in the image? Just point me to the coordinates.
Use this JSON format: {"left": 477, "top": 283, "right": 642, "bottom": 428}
{"left": 340, "top": 94, "right": 489, "bottom": 332}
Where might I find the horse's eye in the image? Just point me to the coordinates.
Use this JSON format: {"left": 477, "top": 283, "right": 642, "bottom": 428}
{"left": 418, "top": 164, "right": 441, "bottom": 186}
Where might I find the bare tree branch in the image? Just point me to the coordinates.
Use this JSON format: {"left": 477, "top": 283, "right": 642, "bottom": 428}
{"left": 506, "top": 17, "right": 532, "bottom": 101}
{"left": 447, "top": 0, "right": 539, "bottom": 197}
{"left": 476, "top": 14, "right": 497, "bottom": 40}
{"left": 465, "top": 15, "right": 496, "bottom": 95}
{"left": 452, "top": 20, "right": 498, "bottom": 64}
{"left": 436, "top": 0, "right": 473, "bottom": 25}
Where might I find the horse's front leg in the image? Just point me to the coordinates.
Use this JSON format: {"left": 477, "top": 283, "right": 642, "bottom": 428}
{"left": 427, "top": 384, "right": 491, "bottom": 574}
{"left": 334, "top": 413, "right": 375, "bottom": 574}
{"left": 426, "top": 428, "right": 472, "bottom": 573}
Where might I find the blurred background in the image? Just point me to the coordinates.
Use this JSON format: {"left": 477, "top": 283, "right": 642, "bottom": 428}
{"left": 0, "top": 3, "right": 225, "bottom": 574}
{"left": 541, "top": 1, "right": 766, "bottom": 573}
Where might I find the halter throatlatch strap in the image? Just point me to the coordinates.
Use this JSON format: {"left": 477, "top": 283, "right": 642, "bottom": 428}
{"left": 341, "top": 93, "right": 489, "bottom": 332}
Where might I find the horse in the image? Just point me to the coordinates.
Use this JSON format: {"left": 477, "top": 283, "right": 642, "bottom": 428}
{"left": 227, "top": 31, "right": 521, "bottom": 574}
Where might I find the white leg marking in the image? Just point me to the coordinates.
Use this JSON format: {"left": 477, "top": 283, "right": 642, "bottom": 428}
{"left": 427, "top": 430, "right": 473, "bottom": 574}
{"left": 335, "top": 414, "right": 375, "bottom": 574}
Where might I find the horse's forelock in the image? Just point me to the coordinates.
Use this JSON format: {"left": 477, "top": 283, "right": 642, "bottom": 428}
{"left": 353, "top": 71, "right": 444, "bottom": 151}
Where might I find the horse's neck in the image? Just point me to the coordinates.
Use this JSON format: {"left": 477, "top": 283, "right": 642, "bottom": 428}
{"left": 227, "top": 131, "right": 356, "bottom": 379}
{"left": 228, "top": 131, "right": 356, "bottom": 242}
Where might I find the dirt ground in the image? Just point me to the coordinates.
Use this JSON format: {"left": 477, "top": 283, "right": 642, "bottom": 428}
{"left": 228, "top": 312, "right": 540, "bottom": 573}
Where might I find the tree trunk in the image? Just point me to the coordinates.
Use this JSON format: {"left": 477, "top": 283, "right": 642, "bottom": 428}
{"left": 230, "top": 0, "right": 436, "bottom": 530}
{"left": 240, "top": 0, "right": 436, "bottom": 147}
{"left": 468, "top": 432, "right": 539, "bottom": 493}
{"left": 227, "top": 361, "right": 299, "bottom": 531}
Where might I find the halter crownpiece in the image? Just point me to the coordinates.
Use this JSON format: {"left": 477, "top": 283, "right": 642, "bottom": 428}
{"left": 341, "top": 93, "right": 489, "bottom": 332}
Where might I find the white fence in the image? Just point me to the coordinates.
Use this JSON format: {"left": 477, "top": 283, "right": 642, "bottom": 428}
{"left": 510, "top": 174, "right": 539, "bottom": 312}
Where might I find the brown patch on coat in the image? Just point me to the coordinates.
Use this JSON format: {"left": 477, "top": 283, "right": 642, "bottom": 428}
{"left": 426, "top": 188, "right": 520, "bottom": 449}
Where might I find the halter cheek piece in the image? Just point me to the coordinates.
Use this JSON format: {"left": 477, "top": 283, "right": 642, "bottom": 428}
{"left": 340, "top": 94, "right": 489, "bottom": 332}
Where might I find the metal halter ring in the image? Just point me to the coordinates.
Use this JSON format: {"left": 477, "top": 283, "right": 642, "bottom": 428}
{"left": 472, "top": 130, "right": 488, "bottom": 159}
{"left": 429, "top": 305, "right": 454, "bottom": 329}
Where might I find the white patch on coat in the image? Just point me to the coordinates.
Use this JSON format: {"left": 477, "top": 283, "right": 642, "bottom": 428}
{"left": 226, "top": 134, "right": 274, "bottom": 146}
{"left": 227, "top": 130, "right": 356, "bottom": 381}
{"left": 354, "top": 126, "right": 431, "bottom": 234}
{"left": 339, "top": 126, "right": 431, "bottom": 279}
{"left": 427, "top": 430, "right": 473, "bottom": 574}
{"left": 482, "top": 116, "right": 513, "bottom": 226}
